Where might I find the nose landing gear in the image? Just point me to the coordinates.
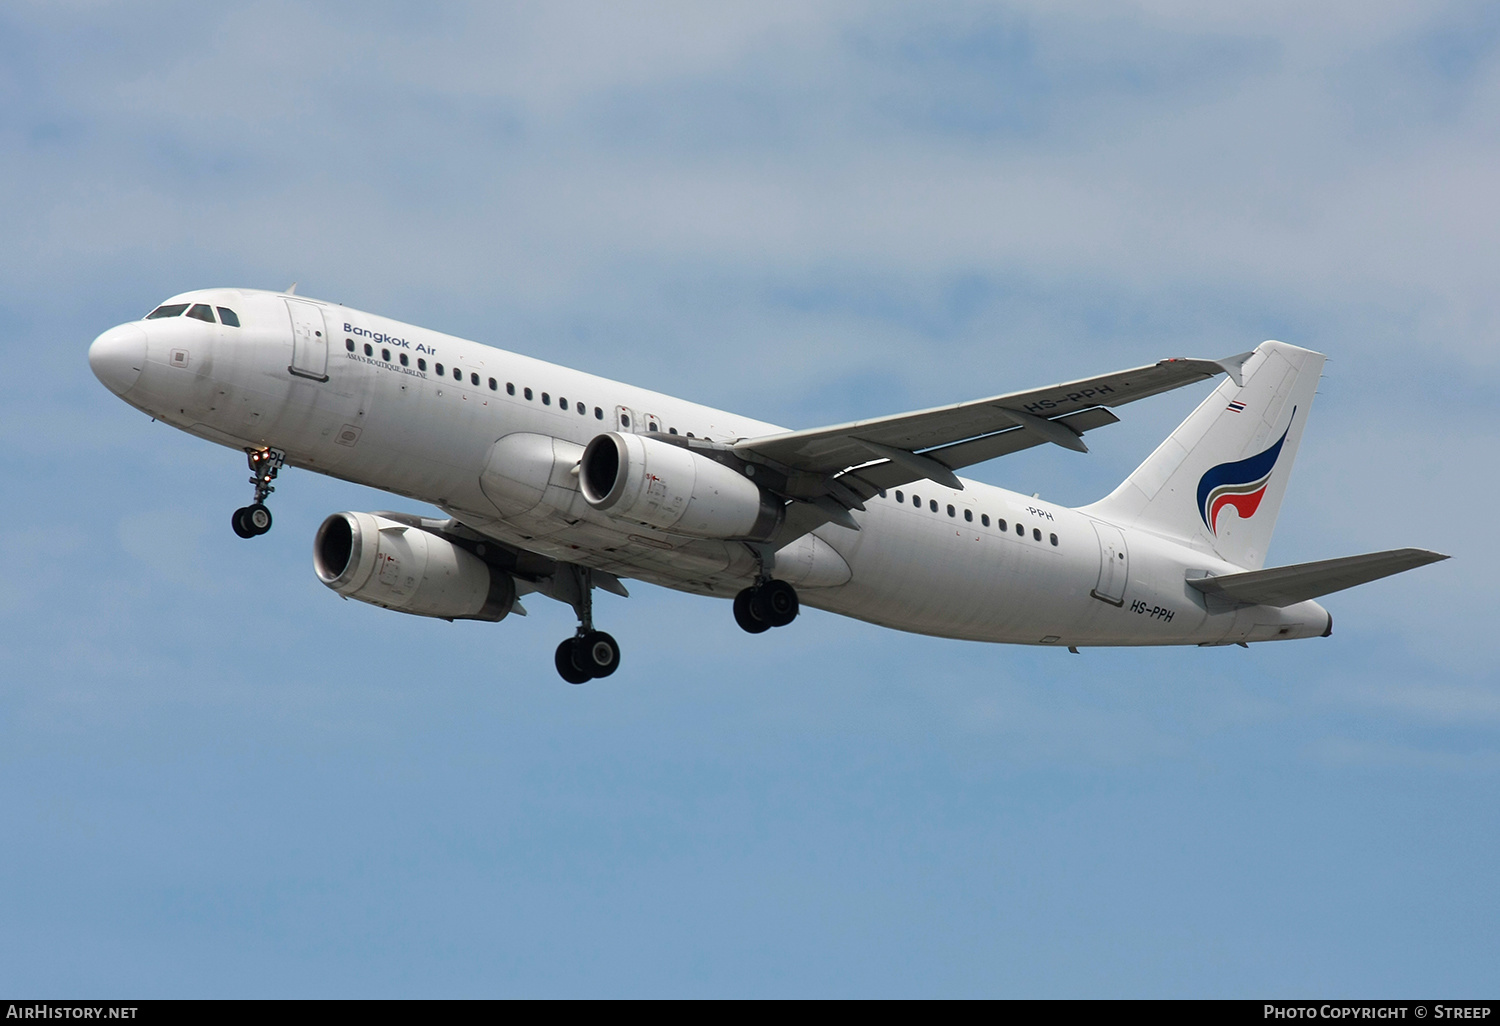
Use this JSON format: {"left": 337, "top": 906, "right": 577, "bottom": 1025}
{"left": 232, "top": 503, "right": 273, "bottom": 538}
{"left": 232, "top": 447, "right": 284, "bottom": 538}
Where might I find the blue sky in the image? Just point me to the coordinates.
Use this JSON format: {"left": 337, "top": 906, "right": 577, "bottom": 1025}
{"left": 1, "top": 1, "right": 1496, "bottom": 997}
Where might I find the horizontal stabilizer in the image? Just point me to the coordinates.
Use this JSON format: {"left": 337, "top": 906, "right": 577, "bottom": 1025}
{"left": 1187, "top": 548, "right": 1448, "bottom": 607}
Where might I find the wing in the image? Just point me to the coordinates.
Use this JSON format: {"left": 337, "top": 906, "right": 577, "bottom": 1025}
{"left": 734, "top": 353, "right": 1250, "bottom": 511}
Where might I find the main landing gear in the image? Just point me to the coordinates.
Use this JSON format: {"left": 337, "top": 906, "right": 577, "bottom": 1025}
{"left": 232, "top": 447, "right": 284, "bottom": 539}
{"left": 733, "top": 579, "right": 799, "bottom": 634}
{"left": 554, "top": 565, "right": 621, "bottom": 685}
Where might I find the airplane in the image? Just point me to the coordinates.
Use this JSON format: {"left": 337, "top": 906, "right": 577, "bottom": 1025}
{"left": 87, "top": 287, "right": 1447, "bottom": 683}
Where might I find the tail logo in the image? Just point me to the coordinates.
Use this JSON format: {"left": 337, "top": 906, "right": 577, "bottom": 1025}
{"left": 1196, "top": 411, "right": 1294, "bottom": 535}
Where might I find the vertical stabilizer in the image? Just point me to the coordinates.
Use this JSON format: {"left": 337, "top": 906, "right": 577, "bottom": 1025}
{"left": 1082, "top": 341, "right": 1324, "bottom": 570}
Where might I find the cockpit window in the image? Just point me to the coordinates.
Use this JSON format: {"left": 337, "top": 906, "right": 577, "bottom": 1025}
{"left": 146, "top": 304, "right": 190, "bottom": 319}
{"left": 217, "top": 307, "right": 240, "bottom": 327}
{"left": 186, "top": 304, "right": 215, "bottom": 323}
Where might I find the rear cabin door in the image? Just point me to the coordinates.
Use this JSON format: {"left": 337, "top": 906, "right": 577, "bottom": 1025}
{"left": 1090, "top": 520, "right": 1129, "bottom": 606}
{"left": 285, "top": 299, "right": 330, "bottom": 382}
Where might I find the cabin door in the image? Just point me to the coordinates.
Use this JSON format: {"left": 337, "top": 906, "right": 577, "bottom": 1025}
{"left": 285, "top": 299, "right": 330, "bottom": 382}
{"left": 1090, "top": 520, "right": 1129, "bottom": 606}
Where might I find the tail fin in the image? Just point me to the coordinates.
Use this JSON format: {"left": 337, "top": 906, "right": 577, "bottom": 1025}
{"left": 1083, "top": 340, "right": 1325, "bottom": 570}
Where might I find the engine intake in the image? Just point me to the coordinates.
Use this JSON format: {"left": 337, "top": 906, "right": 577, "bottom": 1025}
{"left": 313, "top": 512, "right": 516, "bottom": 621}
{"left": 580, "top": 432, "right": 781, "bottom": 540}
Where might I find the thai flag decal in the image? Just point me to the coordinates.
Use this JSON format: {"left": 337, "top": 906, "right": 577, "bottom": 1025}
{"left": 1196, "top": 411, "right": 1294, "bottom": 535}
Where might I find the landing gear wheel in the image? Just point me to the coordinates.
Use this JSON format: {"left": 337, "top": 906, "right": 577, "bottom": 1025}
{"left": 245, "top": 503, "right": 272, "bottom": 535}
{"left": 555, "top": 638, "right": 592, "bottom": 685}
{"left": 580, "top": 630, "right": 620, "bottom": 678}
{"left": 232, "top": 448, "right": 285, "bottom": 539}
{"left": 733, "top": 587, "right": 772, "bottom": 634}
{"left": 761, "top": 580, "right": 799, "bottom": 627}
{"left": 231, "top": 507, "right": 256, "bottom": 539}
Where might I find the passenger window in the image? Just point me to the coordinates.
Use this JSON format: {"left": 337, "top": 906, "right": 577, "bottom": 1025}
{"left": 400, "top": 354, "right": 409, "bottom": 367}
{"left": 146, "top": 304, "right": 189, "bottom": 319}
{"left": 364, "top": 343, "right": 373, "bottom": 357}
{"left": 578, "top": 403, "right": 587, "bottom": 416}
{"left": 560, "top": 398, "right": 569, "bottom": 411}
{"left": 453, "top": 367, "right": 462, "bottom": 381}
{"left": 418, "top": 359, "right": 426, "bottom": 371}
{"left": 668, "top": 427, "right": 678, "bottom": 435}
{"left": 981, "top": 514, "right": 990, "bottom": 527}
{"left": 895, "top": 490, "right": 904, "bottom": 502}
{"left": 879, "top": 489, "right": 887, "bottom": 498}
{"left": 964, "top": 509, "right": 973, "bottom": 522}
{"left": 912, "top": 494, "right": 920, "bottom": 506}
{"left": 1050, "top": 533, "right": 1059, "bottom": 546}
{"left": 595, "top": 407, "right": 604, "bottom": 420}
{"left": 436, "top": 363, "right": 445, "bottom": 375}
{"left": 470, "top": 372, "right": 479, "bottom": 386}
{"left": 946, "top": 504, "right": 955, "bottom": 517}
{"left": 929, "top": 500, "right": 938, "bottom": 512}
{"left": 186, "top": 304, "right": 215, "bottom": 322}
{"left": 216, "top": 307, "right": 240, "bottom": 327}
{"left": 382, "top": 348, "right": 390, "bottom": 361}
{"left": 507, "top": 383, "right": 515, "bottom": 395}
{"left": 345, "top": 339, "right": 355, "bottom": 352}
{"left": 1033, "top": 528, "right": 1042, "bottom": 541}
{"left": 524, "top": 387, "right": 533, "bottom": 400}
{"left": 648, "top": 422, "right": 657, "bottom": 431}
{"left": 997, "top": 519, "right": 1006, "bottom": 531}
{"left": 542, "top": 392, "right": 551, "bottom": 405}
{"left": 1015, "top": 522, "right": 1023, "bottom": 536}
{"left": 488, "top": 378, "right": 497, "bottom": 391}
{"left": 620, "top": 413, "right": 629, "bottom": 426}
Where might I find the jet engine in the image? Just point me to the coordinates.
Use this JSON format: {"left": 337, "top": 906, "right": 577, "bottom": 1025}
{"left": 313, "top": 512, "right": 517, "bottom": 621}
{"left": 579, "top": 432, "right": 782, "bottom": 540}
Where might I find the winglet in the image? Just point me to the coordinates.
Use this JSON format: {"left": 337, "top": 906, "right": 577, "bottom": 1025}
{"left": 1214, "top": 349, "right": 1257, "bottom": 387}
{"left": 285, "top": 282, "right": 298, "bottom": 295}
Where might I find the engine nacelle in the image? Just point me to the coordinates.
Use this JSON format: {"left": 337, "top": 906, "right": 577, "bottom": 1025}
{"left": 313, "top": 512, "right": 517, "bottom": 622}
{"left": 579, "top": 432, "right": 781, "bottom": 540}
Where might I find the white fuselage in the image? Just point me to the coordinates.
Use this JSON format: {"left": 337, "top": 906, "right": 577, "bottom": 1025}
{"left": 91, "top": 288, "right": 1330, "bottom": 649}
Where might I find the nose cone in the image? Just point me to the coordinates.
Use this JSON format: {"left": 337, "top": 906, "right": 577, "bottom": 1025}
{"left": 89, "top": 323, "right": 148, "bottom": 396}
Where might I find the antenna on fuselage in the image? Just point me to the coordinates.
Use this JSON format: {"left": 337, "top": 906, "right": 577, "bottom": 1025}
{"left": 285, "top": 282, "right": 298, "bottom": 295}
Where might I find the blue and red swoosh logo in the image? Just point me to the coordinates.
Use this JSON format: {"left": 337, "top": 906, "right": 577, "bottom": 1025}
{"left": 1196, "top": 412, "right": 1294, "bottom": 535}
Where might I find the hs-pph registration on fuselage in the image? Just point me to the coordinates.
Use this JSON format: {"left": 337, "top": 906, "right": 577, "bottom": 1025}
{"left": 88, "top": 288, "right": 1446, "bottom": 683}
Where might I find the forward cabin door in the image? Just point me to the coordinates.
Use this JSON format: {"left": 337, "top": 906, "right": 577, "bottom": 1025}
{"left": 285, "top": 299, "right": 330, "bottom": 382}
{"left": 1090, "top": 520, "right": 1129, "bottom": 606}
